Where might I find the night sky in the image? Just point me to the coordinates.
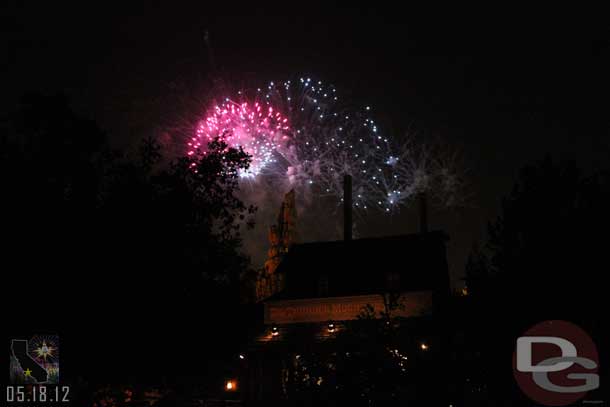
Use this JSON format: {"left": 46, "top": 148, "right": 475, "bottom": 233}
{"left": 4, "top": 4, "right": 609, "bottom": 286}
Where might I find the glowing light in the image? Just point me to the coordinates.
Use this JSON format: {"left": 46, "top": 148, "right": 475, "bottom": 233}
{"left": 182, "top": 76, "right": 464, "bottom": 214}
{"left": 34, "top": 340, "right": 56, "bottom": 361}
{"left": 225, "top": 380, "right": 237, "bottom": 391}
{"left": 420, "top": 342, "right": 429, "bottom": 351}
{"left": 188, "top": 100, "right": 290, "bottom": 177}
{"left": 389, "top": 348, "right": 409, "bottom": 371}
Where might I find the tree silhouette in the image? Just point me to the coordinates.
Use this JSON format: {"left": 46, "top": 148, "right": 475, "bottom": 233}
{"left": 2, "top": 94, "right": 258, "bottom": 381}
{"left": 466, "top": 156, "right": 608, "bottom": 318}
{"left": 460, "top": 156, "right": 609, "bottom": 405}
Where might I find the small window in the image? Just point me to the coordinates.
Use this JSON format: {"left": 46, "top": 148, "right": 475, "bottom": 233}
{"left": 318, "top": 274, "right": 329, "bottom": 296}
{"left": 386, "top": 272, "right": 400, "bottom": 290}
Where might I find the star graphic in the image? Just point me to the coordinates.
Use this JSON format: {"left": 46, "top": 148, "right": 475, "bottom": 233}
{"left": 24, "top": 368, "right": 33, "bottom": 378}
{"left": 34, "top": 340, "right": 55, "bottom": 361}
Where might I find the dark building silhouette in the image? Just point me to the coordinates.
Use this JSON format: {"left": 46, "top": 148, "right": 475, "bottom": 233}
{"left": 274, "top": 232, "right": 449, "bottom": 300}
{"left": 237, "top": 231, "right": 451, "bottom": 403}
{"left": 234, "top": 177, "right": 452, "bottom": 404}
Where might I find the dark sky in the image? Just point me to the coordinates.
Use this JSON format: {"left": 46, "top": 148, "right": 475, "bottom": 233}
{"left": 4, "top": 3, "right": 609, "bottom": 286}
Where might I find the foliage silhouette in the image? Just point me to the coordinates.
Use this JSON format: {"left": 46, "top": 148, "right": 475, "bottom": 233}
{"left": 2, "top": 94, "right": 257, "bottom": 381}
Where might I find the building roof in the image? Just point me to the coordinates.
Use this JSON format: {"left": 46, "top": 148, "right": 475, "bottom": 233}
{"left": 271, "top": 231, "right": 450, "bottom": 300}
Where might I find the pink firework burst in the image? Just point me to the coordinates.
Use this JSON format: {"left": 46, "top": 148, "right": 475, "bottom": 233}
{"left": 188, "top": 100, "right": 290, "bottom": 176}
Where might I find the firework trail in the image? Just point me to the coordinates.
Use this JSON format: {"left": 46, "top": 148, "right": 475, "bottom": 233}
{"left": 184, "top": 76, "right": 464, "bottom": 214}
{"left": 264, "top": 77, "right": 399, "bottom": 212}
{"left": 160, "top": 75, "right": 465, "bottom": 266}
{"left": 187, "top": 99, "right": 289, "bottom": 176}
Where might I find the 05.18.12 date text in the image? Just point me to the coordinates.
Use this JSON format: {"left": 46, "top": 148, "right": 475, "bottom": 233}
{"left": 6, "top": 386, "right": 70, "bottom": 406}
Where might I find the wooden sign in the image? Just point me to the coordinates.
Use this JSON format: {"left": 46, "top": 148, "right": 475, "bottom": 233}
{"left": 264, "top": 291, "right": 433, "bottom": 324}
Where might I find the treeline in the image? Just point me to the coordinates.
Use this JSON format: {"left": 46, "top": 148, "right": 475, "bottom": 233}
{"left": 455, "top": 156, "right": 610, "bottom": 404}
{"left": 2, "top": 93, "right": 256, "bottom": 381}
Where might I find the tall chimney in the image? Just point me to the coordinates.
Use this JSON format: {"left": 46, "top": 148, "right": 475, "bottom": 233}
{"left": 344, "top": 174, "right": 352, "bottom": 241}
{"left": 419, "top": 192, "right": 428, "bottom": 233}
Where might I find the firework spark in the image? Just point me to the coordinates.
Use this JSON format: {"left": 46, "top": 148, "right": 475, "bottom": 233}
{"left": 161, "top": 75, "right": 467, "bottom": 265}
{"left": 181, "top": 76, "right": 465, "bottom": 215}
{"left": 265, "top": 77, "right": 397, "bottom": 211}
{"left": 34, "top": 340, "right": 56, "bottom": 361}
{"left": 30, "top": 335, "right": 59, "bottom": 364}
{"left": 188, "top": 99, "right": 290, "bottom": 177}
